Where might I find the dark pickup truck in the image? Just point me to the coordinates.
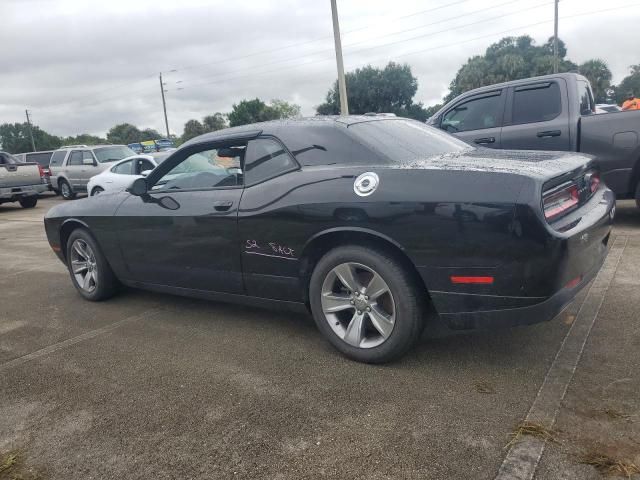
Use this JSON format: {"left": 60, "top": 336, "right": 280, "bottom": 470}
{"left": 428, "top": 73, "right": 640, "bottom": 206}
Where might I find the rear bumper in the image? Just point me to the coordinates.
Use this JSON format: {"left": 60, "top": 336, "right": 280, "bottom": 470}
{"left": 427, "top": 186, "right": 615, "bottom": 330}
{"left": 0, "top": 183, "right": 48, "bottom": 199}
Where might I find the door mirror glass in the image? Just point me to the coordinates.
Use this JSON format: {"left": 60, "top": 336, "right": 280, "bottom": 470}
{"left": 128, "top": 177, "right": 148, "bottom": 196}
{"left": 140, "top": 169, "right": 152, "bottom": 177}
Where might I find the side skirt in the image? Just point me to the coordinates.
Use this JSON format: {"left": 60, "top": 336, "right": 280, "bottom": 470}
{"left": 121, "top": 279, "right": 309, "bottom": 314}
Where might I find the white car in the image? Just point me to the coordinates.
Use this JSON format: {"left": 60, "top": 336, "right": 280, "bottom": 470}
{"left": 87, "top": 151, "right": 173, "bottom": 196}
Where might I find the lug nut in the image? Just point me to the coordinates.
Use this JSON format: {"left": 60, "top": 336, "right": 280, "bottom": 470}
{"left": 364, "top": 295, "right": 369, "bottom": 300}
{"left": 366, "top": 307, "right": 371, "bottom": 312}
{"left": 350, "top": 300, "right": 354, "bottom": 305}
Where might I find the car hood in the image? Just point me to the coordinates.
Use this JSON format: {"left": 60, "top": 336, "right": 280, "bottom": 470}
{"left": 392, "top": 149, "right": 595, "bottom": 180}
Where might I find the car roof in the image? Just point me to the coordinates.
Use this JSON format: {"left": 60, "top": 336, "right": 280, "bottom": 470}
{"left": 181, "top": 115, "right": 407, "bottom": 148}
{"left": 55, "top": 144, "right": 127, "bottom": 151}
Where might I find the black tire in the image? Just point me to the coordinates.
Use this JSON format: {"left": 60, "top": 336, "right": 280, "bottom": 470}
{"left": 18, "top": 196, "right": 38, "bottom": 208}
{"left": 309, "top": 245, "right": 425, "bottom": 363}
{"left": 66, "top": 228, "right": 119, "bottom": 301}
{"left": 59, "top": 179, "right": 76, "bottom": 200}
{"left": 90, "top": 186, "right": 104, "bottom": 196}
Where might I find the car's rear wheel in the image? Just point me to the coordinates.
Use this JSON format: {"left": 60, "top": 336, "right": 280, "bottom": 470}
{"left": 59, "top": 179, "right": 76, "bottom": 200}
{"left": 66, "top": 229, "right": 119, "bottom": 301}
{"left": 309, "top": 245, "right": 425, "bottom": 363}
{"left": 91, "top": 186, "right": 104, "bottom": 196}
{"left": 18, "top": 196, "right": 38, "bottom": 208}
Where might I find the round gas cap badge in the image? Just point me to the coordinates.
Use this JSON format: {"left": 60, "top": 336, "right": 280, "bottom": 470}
{"left": 354, "top": 172, "right": 379, "bottom": 197}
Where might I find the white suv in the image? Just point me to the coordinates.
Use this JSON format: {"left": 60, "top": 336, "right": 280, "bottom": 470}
{"left": 49, "top": 145, "right": 136, "bottom": 199}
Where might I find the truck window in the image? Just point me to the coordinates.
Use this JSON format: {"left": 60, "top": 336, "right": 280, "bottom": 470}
{"left": 577, "top": 80, "right": 595, "bottom": 115}
{"left": 50, "top": 150, "right": 67, "bottom": 166}
{"left": 442, "top": 93, "right": 503, "bottom": 132}
{"left": 512, "top": 82, "right": 562, "bottom": 124}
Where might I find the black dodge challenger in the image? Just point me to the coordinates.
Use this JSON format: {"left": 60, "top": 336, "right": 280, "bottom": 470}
{"left": 44, "top": 116, "right": 615, "bottom": 363}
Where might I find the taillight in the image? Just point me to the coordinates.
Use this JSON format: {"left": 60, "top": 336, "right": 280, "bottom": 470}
{"left": 543, "top": 184, "right": 579, "bottom": 220}
{"left": 37, "top": 164, "right": 45, "bottom": 177}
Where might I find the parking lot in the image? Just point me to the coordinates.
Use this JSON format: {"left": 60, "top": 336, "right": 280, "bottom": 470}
{"left": 1, "top": 195, "right": 639, "bottom": 479}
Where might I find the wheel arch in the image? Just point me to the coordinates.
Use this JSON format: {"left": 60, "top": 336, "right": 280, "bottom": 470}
{"left": 298, "top": 227, "right": 430, "bottom": 304}
{"left": 59, "top": 218, "right": 91, "bottom": 261}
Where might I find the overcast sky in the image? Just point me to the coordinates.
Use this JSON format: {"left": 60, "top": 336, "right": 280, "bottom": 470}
{"left": 1, "top": 0, "right": 638, "bottom": 138}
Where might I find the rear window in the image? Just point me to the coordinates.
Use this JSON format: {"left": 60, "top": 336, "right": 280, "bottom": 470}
{"left": 50, "top": 150, "right": 67, "bottom": 166}
{"left": 577, "top": 80, "right": 595, "bottom": 115}
{"left": 348, "top": 119, "right": 472, "bottom": 163}
{"left": 25, "top": 151, "right": 53, "bottom": 167}
{"left": 512, "top": 82, "right": 562, "bottom": 124}
{"left": 93, "top": 146, "right": 136, "bottom": 163}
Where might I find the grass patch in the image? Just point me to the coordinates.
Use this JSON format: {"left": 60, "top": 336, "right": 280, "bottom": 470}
{"left": 580, "top": 451, "right": 640, "bottom": 478}
{"left": 505, "top": 421, "right": 558, "bottom": 449}
{"left": 0, "top": 453, "right": 17, "bottom": 474}
{"left": 0, "top": 451, "right": 42, "bottom": 480}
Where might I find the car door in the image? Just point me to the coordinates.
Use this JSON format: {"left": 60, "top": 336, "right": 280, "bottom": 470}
{"left": 65, "top": 150, "right": 84, "bottom": 188}
{"left": 108, "top": 159, "right": 136, "bottom": 192}
{"left": 114, "top": 142, "right": 246, "bottom": 293}
{"left": 439, "top": 89, "right": 506, "bottom": 148}
{"left": 500, "top": 79, "right": 571, "bottom": 151}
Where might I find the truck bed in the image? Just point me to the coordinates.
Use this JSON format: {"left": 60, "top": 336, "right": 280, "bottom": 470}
{"left": 0, "top": 162, "right": 42, "bottom": 188}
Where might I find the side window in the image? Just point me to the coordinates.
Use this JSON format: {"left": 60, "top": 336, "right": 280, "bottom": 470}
{"left": 244, "top": 138, "right": 297, "bottom": 185}
{"left": 152, "top": 145, "right": 244, "bottom": 191}
{"left": 112, "top": 160, "right": 134, "bottom": 175}
{"left": 50, "top": 150, "right": 66, "bottom": 166}
{"left": 83, "top": 151, "right": 95, "bottom": 164}
{"left": 577, "top": 80, "right": 595, "bottom": 115}
{"left": 68, "top": 151, "right": 83, "bottom": 166}
{"left": 442, "top": 93, "right": 503, "bottom": 132}
{"left": 512, "top": 82, "right": 562, "bottom": 124}
{"left": 137, "top": 159, "right": 155, "bottom": 174}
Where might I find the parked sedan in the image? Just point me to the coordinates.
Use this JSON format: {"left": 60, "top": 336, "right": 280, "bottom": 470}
{"left": 87, "top": 151, "right": 173, "bottom": 196}
{"left": 44, "top": 117, "right": 615, "bottom": 363}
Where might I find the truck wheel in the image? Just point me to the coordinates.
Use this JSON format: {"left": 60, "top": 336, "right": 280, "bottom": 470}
{"left": 59, "top": 179, "right": 76, "bottom": 200}
{"left": 18, "top": 196, "right": 38, "bottom": 208}
{"left": 309, "top": 245, "right": 425, "bottom": 363}
{"left": 66, "top": 229, "right": 119, "bottom": 301}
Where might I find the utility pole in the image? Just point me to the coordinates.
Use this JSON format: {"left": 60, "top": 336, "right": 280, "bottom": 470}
{"left": 25, "top": 109, "right": 36, "bottom": 152}
{"left": 330, "top": 0, "right": 349, "bottom": 115}
{"left": 553, "top": 0, "right": 559, "bottom": 73}
{"left": 159, "top": 73, "right": 170, "bottom": 138}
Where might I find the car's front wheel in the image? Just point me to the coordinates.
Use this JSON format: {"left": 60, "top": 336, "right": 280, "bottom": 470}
{"left": 90, "top": 186, "right": 104, "bottom": 196}
{"left": 309, "top": 245, "right": 425, "bottom": 363}
{"left": 66, "top": 229, "right": 119, "bottom": 301}
{"left": 59, "top": 179, "right": 76, "bottom": 200}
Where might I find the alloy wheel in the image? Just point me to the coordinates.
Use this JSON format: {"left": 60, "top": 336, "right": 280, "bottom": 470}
{"left": 321, "top": 262, "right": 396, "bottom": 349}
{"left": 61, "top": 182, "right": 71, "bottom": 198}
{"left": 70, "top": 239, "right": 98, "bottom": 292}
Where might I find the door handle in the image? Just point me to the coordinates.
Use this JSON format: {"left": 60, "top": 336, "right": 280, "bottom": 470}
{"left": 537, "top": 130, "right": 561, "bottom": 138}
{"left": 474, "top": 137, "right": 495, "bottom": 144}
{"left": 213, "top": 200, "right": 233, "bottom": 211}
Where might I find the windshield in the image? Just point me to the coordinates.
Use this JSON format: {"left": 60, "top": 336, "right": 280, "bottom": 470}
{"left": 348, "top": 119, "right": 472, "bottom": 163}
{"left": 93, "top": 145, "right": 136, "bottom": 163}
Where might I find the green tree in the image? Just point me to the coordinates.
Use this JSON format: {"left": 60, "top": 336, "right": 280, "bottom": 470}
{"left": 0, "top": 122, "right": 62, "bottom": 153}
{"left": 270, "top": 99, "right": 301, "bottom": 119}
{"left": 181, "top": 119, "right": 205, "bottom": 142}
{"left": 106, "top": 123, "right": 143, "bottom": 144}
{"left": 579, "top": 59, "right": 612, "bottom": 103}
{"left": 616, "top": 64, "right": 640, "bottom": 104}
{"left": 202, "top": 113, "right": 227, "bottom": 132}
{"left": 316, "top": 62, "right": 428, "bottom": 120}
{"left": 445, "top": 36, "right": 577, "bottom": 101}
{"left": 62, "top": 133, "right": 106, "bottom": 146}
{"left": 140, "top": 128, "right": 163, "bottom": 141}
{"left": 228, "top": 99, "right": 280, "bottom": 127}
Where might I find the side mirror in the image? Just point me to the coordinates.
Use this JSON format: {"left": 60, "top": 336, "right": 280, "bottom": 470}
{"left": 140, "top": 169, "right": 152, "bottom": 177}
{"left": 127, "top": 177, "right": 148, "bottom": 196}
{"left": 83, "top": 158, "right": 94, "bottom": 166}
